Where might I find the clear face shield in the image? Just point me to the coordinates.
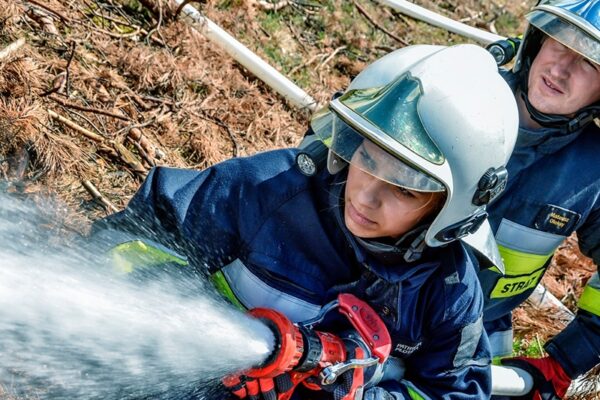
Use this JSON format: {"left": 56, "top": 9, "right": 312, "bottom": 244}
{"left": 528, "top": 9, "right": 600, "bottom": 66}
{"left": 328, "top": 115, "right": 444, "bottom": 193}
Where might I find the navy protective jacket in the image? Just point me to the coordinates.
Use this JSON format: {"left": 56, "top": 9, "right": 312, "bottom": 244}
{"left": 96, "top": 148, "right": 491, "bottom": 399}
{"left": 479, "top": 69, "right": 600, "bottom": 378}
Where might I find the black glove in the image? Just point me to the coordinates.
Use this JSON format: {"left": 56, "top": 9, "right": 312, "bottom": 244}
{"left": 223, "top": 373, "right": 294, "bottom": 400}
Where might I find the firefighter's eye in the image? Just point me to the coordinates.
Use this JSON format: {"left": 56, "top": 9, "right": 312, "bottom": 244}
{"left": 358, "top": 147, "right": 377, "bottom": 171}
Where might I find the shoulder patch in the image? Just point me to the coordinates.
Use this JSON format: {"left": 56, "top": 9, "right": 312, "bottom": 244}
{"left": 534, "top": 205, "right": 580, "bottom": 235}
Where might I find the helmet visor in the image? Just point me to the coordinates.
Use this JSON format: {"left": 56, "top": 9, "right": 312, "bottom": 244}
{"left": 313, "top": 109, "right": 445, "bottom": 192}
{"left": 528, "top": 9, "right": 600, "bottom": 65}
{"left": 338, "top": 73, "right": 444, "bottom": 165}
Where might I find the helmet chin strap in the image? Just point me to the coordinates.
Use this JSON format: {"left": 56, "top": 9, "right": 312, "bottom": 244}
{"left": 521, "top": 91, "right": 599, "bottom": 134}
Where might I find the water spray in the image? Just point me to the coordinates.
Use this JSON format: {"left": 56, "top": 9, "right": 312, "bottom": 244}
{"left": 0, "top": 193, "right": 275, "bottom": 399}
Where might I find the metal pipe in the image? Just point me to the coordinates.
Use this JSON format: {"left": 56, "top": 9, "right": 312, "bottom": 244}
{"left": 375, "top": 0, "right": 504, "bottom": 45}
{"left": 174, "top": 0, "right": 318, "bottom": 112}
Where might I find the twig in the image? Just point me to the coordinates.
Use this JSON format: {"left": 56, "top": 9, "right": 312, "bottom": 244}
{"left": 112, "top": 141, "right": 147, "bottom": 178}
{"left": 145, "top": 0, "right": 164, "bottom": 44}
{"left": 48, "top": 95, "right": 130, "bottom": 121}
{"left": 140, "top": 94, "right": 175, "bottom": 106}
{"left": 174, "top": 0, "right": 207, "bottom": 20}
{"left": 65, "top": 41, "right": 76, "bottom": 96}
{"left": 353, "top": 0, "right": 409, "bottom": 46}
{"left": 87, "top": 10, "right": 165, "bottom": 46}
{"left": 256, "top": 0, "right": 292, "bottom": 11}
{"left": 110, "top": 82, "right": 152, "bottom": 110}
{"left": 24, "top": 0, "right": 71, "bottom": 23}
{"left": 190, "top": 110, "right": 240, "bottom": 157}
{"left": 318, "top": 46, "right": 346, "bottom": 70}
{"left": 48, "top": 109, "right": 105, "bottom": 142}
{"left": 82, "top": 180, "right": 119, "bottom": 212}
{"left": 87, "top": 24, "right": 142, "bottom": 39}
{"left": 0, "top": 38, "right": 26, "bottom": 63}
{"left": 288, "top": 53, "right": 325, "bottom": 76}
{"left": 126, "top": 136, "right": 156, "bottom": 167}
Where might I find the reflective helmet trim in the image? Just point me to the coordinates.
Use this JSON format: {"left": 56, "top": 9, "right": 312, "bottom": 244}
{"left": 528, "top": 7, "right": 600, "bottom": 65}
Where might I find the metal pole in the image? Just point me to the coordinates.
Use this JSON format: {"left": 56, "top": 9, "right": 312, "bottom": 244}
{"left": 174, "top": 0, "right": 318, "bottom": 112}
{"left": 375, "top": 0, "right": 504, "bottom": 45}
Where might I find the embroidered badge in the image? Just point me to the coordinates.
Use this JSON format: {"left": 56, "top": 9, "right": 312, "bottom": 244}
{"left": 394, "top": 341, "right": 422, "bottom": 356}
{"left": 534, "top": 205, "right": 580, "bottom": 235}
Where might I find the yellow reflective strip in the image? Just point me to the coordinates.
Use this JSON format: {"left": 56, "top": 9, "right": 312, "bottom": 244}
{"left": 578, "top": 284, "right": 600, "bottom": 316}
{"left": 492, "top": 356, "right": 504, "bottom": 366}
{"left": 407, "top": 384, "right": 428, "bottom": 400}
{"left": 211, "top": 271, "right": 246, "bottom": 311}
{"left": 110, "top": 240, "right": 188, "bottom": 274}
{"left": 490, "top": 268, "right": 545, "bottom": 298}
{"left": 498, "top": 245, "right": 552, "bottom": 275}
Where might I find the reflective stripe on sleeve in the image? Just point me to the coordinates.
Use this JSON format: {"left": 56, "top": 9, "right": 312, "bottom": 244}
{"left": 497, "top": 245, "right": 552, "bottom": 275}
{"left": 454, "top": 317, "right": 483, "bottom": 367}
{"left": 110, "top": 240, "right": 188, "bottom": 273}
{"left": 488, "top": 219, "right": 561, "bottom": 299}
{"left": 496, "top": 218, "right": 565, "bottom": 256}
{"left": 578, "top": 274, "right": 600, "bottom": 316}
{"left": 210, "top": 270, "right": 246, "bottom": 311}
{"left": 405, "top": 382, "right": 429, "bottom": 400}
{"left": 221, "top": 259, "right": 322, "bottom": 322}
{"left": 488, "top": 329, "right": 513, "bottom": 359}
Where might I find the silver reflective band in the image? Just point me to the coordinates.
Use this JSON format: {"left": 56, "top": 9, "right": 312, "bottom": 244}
{"left": 338, "top": 73, "right": 444, "bottom": 165}
{"left": 528, "top": 8, "right": 600, "bottom": 65}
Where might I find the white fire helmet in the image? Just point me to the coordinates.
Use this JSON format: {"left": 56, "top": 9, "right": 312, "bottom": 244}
{"left": 310, "top": 44, "right": 519, "bottom": 269}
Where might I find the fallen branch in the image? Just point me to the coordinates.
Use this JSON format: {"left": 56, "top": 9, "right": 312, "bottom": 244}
{"left": 353, "top": 0, "right": 409, "bottom": 46}
{"left": 112, "top": 141, "right": 147, "bottom": 178}
{"left": 288, "top": 53, "right": 325, "bottom": 76}
{"left": 128, "top": 127, "right": 165, "bottom": 160}
{"left": 65, "top": 41, "right": 76, "bottom": 96}
{"left": 49, "top": 94, "right": 130, "bottom": 121}
{"left": 88, "top": 10, "right": 166, "bottom": 46}
{"left": 25, "top": 0, "right": 71, "bottom": 23}
{"left": 48, "top": 109, "right": 105, "bottom": 142}
{"left": 256, "top": 0, "right": 293, "bottom": 11}
{"left": 82, "top": 180, "right": 119, "bottom": 213}
{"left": 26, "top": 8, "right": 59, "bottom": 34}
{"left": 126, "top": 136, "right": 155, "bottom": 167}
{"left": 318, "top": 46, "right": 346, "bottom": 70}
{"left": 0, "top": 38, "right": 26, "bottom": 63}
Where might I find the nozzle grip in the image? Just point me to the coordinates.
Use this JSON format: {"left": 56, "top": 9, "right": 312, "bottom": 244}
{"left": 337, "top": 294, "right": 391, "bottom": 362}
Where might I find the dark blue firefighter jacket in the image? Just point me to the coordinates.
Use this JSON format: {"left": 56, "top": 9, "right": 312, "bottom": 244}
{"left": 479, "top": 69, "right": 600, "bottom": 378}
{"left": 97, "top": 148, "right": 491, "bottom": 399}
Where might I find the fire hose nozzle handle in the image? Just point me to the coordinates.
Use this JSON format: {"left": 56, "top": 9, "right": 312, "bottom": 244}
{"left": 319, "top": 357, "right": 379, "bottom": 385}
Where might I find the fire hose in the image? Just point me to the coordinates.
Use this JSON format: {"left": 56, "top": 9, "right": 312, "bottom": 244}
{"left": 225, "top": 293, "right": 536, "bottom": 399}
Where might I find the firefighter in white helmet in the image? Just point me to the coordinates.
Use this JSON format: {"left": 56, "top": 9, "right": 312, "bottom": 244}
{"left": 94, "top": 44, "right": 517, "bottom": 399}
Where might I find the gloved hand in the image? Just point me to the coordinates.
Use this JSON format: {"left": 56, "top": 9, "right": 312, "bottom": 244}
{"left": 316, "top": 347, "right": 369, "bottom": 400}
{"left": 501, "top": 356, "right": 571, "bottom": 399}
{"left": 222, "top": 373, "right": 294, "bottom": 400}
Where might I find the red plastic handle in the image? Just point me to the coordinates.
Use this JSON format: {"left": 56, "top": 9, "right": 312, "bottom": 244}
{"left": 337, "top": 293, "right": 392, "bottom": 362}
